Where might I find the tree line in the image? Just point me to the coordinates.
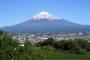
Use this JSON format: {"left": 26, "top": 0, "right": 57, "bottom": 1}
{"left": 36, "top": 38, "right": 90, "bottom": 54}
{"left": 0, "top": 30, "right": 90, "bottom": 60}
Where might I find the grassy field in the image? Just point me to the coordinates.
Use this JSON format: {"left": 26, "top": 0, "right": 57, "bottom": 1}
{"left": 0, "top": 33, "right": 90, "bottom": 60}
{"left": 32, "top": 47, "right": 90, "bottom": 60}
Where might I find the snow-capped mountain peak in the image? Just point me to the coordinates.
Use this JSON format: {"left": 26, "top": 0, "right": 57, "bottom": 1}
{"left": 3, "top": 11, "right": 90, "bottom": 33}
{"left": 32, "top": 11, "right": 61, "bottom": 20}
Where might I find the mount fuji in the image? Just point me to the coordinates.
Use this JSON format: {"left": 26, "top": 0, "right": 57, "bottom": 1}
{"left": 2, "top": 11, "right": 90, "bottom": 33}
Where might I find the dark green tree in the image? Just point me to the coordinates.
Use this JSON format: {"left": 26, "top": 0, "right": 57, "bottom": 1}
{"left": 0, "top": 32, "right": 19, "bottom": 60}
{"left": 37, "top": 37, "right": 55, "bottom": 46}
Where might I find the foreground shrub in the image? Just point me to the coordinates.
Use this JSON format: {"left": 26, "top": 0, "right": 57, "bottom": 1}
{"left": 41, "top": 45, "right": 55, "bottom": 51}
{"left": 54, "top": 40, "right": 88, "bottom": 54}
{"left": 37, "top": 38, "right": 90, "bottom": 54}
{"left": 75, "top": 39, "right": 88, "bottom": 49}
{"left": 54, "top": 40, "right": 78, "bottom": 51}
{"left": 86, "top": 42, "right": 90, "bottom": 51}
{"left": 69, "top": 47, "right": 87, "bottom": 54}
{"left": 0, "top": 35, "right": 19, "bottom": 60}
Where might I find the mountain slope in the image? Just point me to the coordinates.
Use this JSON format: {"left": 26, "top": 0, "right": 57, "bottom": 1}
{"left": 2, "top": 12, "right": 90, "bottom": 33}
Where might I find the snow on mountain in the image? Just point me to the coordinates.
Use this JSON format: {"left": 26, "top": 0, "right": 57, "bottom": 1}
{"left": 32, "top": 11, "right": 61, "bottom": 21}
{"left": 2, "top": 11, "right": 90, "bottom": 33}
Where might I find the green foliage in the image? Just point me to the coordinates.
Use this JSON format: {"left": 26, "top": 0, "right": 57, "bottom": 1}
{"left": 54, "top": 40, "right": 78, "bottom": 50}
{"left": 0, "top": 29, "right": 3, "bottom": 36}
{"left": 86, "top": 42, "right": 90, "bottom": 51}
{"left": 69, "top": 47, "right": 87, "bottom": 54}
{"left": 36, "top": 37, "right": 55, "bottom": 46}
{"left": 0, "top": 34, "right": 19, "bottom": 60}
{"left": 75, "top": 39, "right": 88, "bottom": 49}
{"left": 0, "top": 31, "right": 90, "bottom": 60}
{"left": 0, "top": 32, "right": 44, "bottom": 60}
{"left": 37, "top": 38, "right": 90, "bottom": 54}
{"left": 41, "top": 45, "right": 55, "bottom": 51}
{"left": 24, "top": 40, "right": 32, "bottom": 46}
{"left": 54, "top": 39, "right": 89, "bottom": 54}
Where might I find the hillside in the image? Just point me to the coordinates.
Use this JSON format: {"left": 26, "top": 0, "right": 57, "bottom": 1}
{"left": 2, "top": 12, "right": 90, "bottom": 33}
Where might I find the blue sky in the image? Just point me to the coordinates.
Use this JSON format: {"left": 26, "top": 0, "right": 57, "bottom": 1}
{"left": 0, "top": 0, "right": 90, "bottom": 27}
